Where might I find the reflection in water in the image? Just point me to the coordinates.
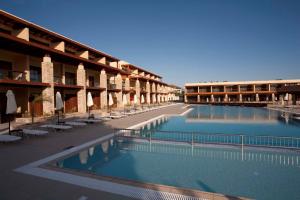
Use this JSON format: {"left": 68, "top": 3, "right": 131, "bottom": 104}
{"left": 79, "top": 150, "right": 88, "bottom": 164}
{"left": 185, "top": 105, "right": 300, "bottom": 125}
{"left": 88, "top": 147, "right": 94, "bottom": 156}
{"left": 118, "top": 140, "right": 300, "bottom": 168}
{"left": 101, "top": 141, "right": 109, "bottom": 154}
{"left": 138, "top": 116, "right": 169, "bottom": 132}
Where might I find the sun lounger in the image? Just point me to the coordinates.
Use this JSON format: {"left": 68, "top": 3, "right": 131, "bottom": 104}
{"left": 76, "top": 119, "right": 103, "bottom": 123}
{"left": 40, "top": 124, "right": 72, "bottom": 130}
{"left": 0, "top": 134, "right": 22, "bottom": 142}
{"left": 22, "top": 129, "right": 49, "bottom": 136}
{"left": 64, "top": 122, "right": 87, "bottom": 126}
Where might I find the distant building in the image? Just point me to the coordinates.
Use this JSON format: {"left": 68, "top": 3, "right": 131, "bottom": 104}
{"left": 185, "top": 79, "right": 300, "bottom": 105}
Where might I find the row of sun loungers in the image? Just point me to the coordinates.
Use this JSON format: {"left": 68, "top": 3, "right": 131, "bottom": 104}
{"left": 0, "top": 103, "right": 174, "bottom": 143}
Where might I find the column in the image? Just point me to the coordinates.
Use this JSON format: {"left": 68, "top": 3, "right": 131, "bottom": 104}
{"left": 239, "top": 94, "right": 242, "bottom": 102}
{"left": 41, "top": 55, "right": 54, "bottom": 115}
{"left": 135, "top": 79, "right": 141, "bottom": 105}
{"left": 272, "top": 93, "right": 275, "bottom": 102}
{"left": 197, "top": 95, "right": 200, "bottom": 103}
{"left": 125, "top": 77, "right": 130, "bottom": 105}
{"left": 146, "top": 81, "right": 151, "bottom": 104}
{"left": 100, "top": 69, "right": 107, "bottom": 109}
{"left": 77, "top": 63, "right": 86, "bottom": 113}
{"left": 115, "top": 73, "right": 122, "bottom": 107}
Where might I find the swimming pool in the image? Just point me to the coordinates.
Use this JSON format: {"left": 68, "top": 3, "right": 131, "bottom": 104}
{"left": 57, "top": 138, "right": 300, "bottom": 200}
{"left": 56, "top": 105, "right": 300, "bottom": 200}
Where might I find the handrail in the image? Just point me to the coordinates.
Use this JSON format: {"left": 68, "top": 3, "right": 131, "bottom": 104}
{"left": 115, "top": 128, "right": 300, "bottom": 150}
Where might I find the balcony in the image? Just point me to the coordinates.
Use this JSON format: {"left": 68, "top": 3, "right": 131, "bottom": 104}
{"left": 0, "top": 70, "right": 26, "bottom": 81}
{"left": 0, "top": 70, "right": 49, "bottom": 87}
{"left": 54, "top": 76, "right": 82, "bottom": 89}
{"left": 140, "top": 87, "right": 147, "bottom": 93}
{"left": 108, "top": 83, "right": 116, "bottom": 90}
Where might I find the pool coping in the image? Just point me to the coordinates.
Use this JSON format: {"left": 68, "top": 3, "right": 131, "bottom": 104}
{"left": 14, "top": 106, "right": 249, "bottom": 200}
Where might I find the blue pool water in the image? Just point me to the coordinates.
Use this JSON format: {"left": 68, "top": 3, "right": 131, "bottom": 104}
{"left": 139, "top": 105, "right": 300, "bottom": 137}
{"left": 57, "top": 106, "right": 300, "bottom": 200}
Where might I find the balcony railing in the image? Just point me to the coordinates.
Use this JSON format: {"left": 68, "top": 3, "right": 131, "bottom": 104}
{"left": 141, "top": 87, "right": 147, "bottom": 92}
{"left": 108, "top": 83, "right": 117, "bottom": 90}
{"left": 0, "top": 70, "right": 27, "bottom": 81}
{"left": 54, "top": 76, "right": 63, "bottom": 84}
{"left": 65, "top": 78, "right": 76, "bottom": 85}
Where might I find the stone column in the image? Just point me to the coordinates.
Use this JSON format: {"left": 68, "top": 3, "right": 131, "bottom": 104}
{"left": 239, "top": 94, "right": 242, "bottom": 102}
{"left": 77, "top": 63, "right": 86, "bottom": 113}
{"left": 272, "top": 93, "right": 275, "bottom": 102}
{"left": 146, "top": 81, "right": 151, "bottom": 104}
{"left": 115, "top": 73, "right": 122, "bottom": 107}
{"left": 100, "top": 69, "right": 107, "bottom": 109}
{"left": 197, "top": 95, "right": 200, "bottom": 103}
{"left": 125, "top": 77, "right": 130, "bottom": 105}
{"left": 41, "top": 55, "right": 55, "bottom": 115}
{"left": 135, "top": 79, "right": 141, "bottom": 105}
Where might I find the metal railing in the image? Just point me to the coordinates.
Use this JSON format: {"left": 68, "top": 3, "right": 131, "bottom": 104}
{"left": 115, "top": 129, "right": 300, "bottom": 150}
{"left": 0, "top": 70, "right": 27, "bottom": 81}
{"left": 108, "top": 83, "right": 117, "bottom": 90}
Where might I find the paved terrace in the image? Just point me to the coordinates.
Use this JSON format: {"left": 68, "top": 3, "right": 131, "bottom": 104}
{"left": 0, "top": 103, "right": 195, "bottom": 200}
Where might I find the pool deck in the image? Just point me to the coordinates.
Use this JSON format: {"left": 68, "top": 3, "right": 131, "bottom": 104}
{"left": 0, "top": 104, "right": 248, "bottom": 200}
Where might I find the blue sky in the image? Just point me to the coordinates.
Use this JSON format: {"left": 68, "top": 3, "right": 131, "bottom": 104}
{"left": 0, "top": 0, "right": 299, "bottom": 86}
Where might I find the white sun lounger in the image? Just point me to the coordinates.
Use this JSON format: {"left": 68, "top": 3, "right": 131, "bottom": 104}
{"left": 40, "top": 124, "right": 72, "bottom": 130}
{"left": 64, "top": 122, "right": 87, "bottom": 126}
{"left": 0, "top": 134, "right": 22, "bottom": 142}
{"left": 22, "top": 129, "right": 49, "bottom": 136}
{"left": 76, "top": 119, "right": 103, "bottom": 123}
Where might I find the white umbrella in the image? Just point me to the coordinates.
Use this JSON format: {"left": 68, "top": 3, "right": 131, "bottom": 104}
{"left": 141, "top": 95, "right": 145, "bottom": 104}
{"left": 6, "top": 90, "right": 17, "bottom": 134}
{"left": 284, "top": 93, "right": 289, "bottom": 101}
{"left": 122, "top": 94, "right": 128, "bottom": 106}
{"left": 87, "top": 92, "right": 94, "bottom": 107}
{"left": 55, "top": 91, "right": 63, "bottom": 124}
{"left": 108, "top": 93, "right": 114, "bottom": 106}
{"left": 87, "top": 92, "right": 94, "bottom": 117}
{"left": 134, "top": 94, "right": 138, "bottom": 104}
{"left": 55, "top": 92, "right": 63, "bottom": 110}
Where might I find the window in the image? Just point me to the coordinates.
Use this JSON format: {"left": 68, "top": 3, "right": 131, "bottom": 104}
{"left": 89, "top": 76, "right": 95, "bottom": 87}
{"left": 65, "top": 72, "right": 76, "bottom": 85}
{"left": 30, "top": 66, "right": 41, "bottom": 82}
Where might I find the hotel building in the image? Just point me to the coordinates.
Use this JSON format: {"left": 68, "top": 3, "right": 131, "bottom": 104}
{"left": 0, "top": 10, "right": 178, "bottom": 123}
{"left": 185, "top": 79, "right": 300, "bottom": 105}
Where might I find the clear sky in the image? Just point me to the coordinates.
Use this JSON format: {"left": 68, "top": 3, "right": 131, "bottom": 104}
{"left": 0, "top": 0, "right": 299, "bottom": 86}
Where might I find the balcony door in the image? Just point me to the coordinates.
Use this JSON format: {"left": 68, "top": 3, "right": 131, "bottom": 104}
{"left": 30, "top": 66, "right": 41, "bottom": 82}
{"left": 0, "top": 60, "right": 12, "bottom": 79}
{"left": 65, "top": 93, "right": 78, "bottom": 113}
{"left": 29, "top": 93, "right": 43, "bottom": 117}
